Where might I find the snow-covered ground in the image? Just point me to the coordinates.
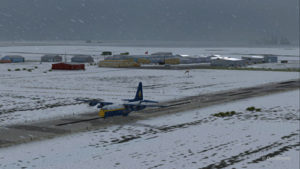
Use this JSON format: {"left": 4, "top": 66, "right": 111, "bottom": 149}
{"left": 0, "top": 45, "right": 299, "bottom": 168}
{"left": 0, "top": 61, "right": 298, "bottom": 126}
{"left": 247, "top": 60, "right": 300, "bottom": 69}
{"left": 0, "top": 90, "right": 298, "bottom": 169}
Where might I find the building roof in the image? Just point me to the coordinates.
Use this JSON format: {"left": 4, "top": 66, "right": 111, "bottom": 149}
{"left": 72, "top": 55, "right": 92, "bottom": 58}
{"left": 3, "top": 55, "right": 24, "bottom": 59}
{"left": 243, "top": 55, "right": 264, "bottom": 59}
{"left": 211, "top": 56, "right": 242, "bottom": 61}
{"left": 151, "top": 52, "right": 173, "bottom": 56}
{"left": 42, "top": 54, "right": 62, "bottom": 58}
{"left": 52, "top": 62, "right": 84, "bottom": 65}
{"left": 209, "top": 54, "right": 221, "bottom": 57}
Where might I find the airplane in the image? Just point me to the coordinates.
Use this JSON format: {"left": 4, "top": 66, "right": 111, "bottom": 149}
{"left": 77, "top": 82, "right": 163, "bottom": 118}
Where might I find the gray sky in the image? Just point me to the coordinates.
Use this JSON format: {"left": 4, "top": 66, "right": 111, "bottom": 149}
{"left": 0, "top": 0, "right": 298, "bottom": 43}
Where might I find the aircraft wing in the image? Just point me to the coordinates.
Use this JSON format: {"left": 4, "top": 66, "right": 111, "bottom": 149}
{"left": 123, "top": 103, "right": 166, "bottom": 108}
{"left": 122, "top": 99, "right": 136, "bottom": 102}
{"left": 141, "top": 100, "right": 159, "bottom": 103}
{"left": 75, "top": 98, "right": 113, "bottom": 107}
{"left": 122, "top": 99, "right": 159, "bottom": 103}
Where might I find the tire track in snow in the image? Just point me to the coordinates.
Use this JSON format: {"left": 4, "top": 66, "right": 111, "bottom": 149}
{"left": 199, "top": 132, "right": 299, "bottom": 169}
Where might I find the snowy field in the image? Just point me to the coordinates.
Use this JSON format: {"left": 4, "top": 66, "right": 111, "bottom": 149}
{"left": 0, "top": 61, "right": 298, "bottom": 126}
{"left": 0, "top": 45, "right": 299, "bottom": 168}
{"left": 0, "top": 90, "right": 298, "bottom": 169}
{"left": 0, "top": 46, "right": 299, "bottom": 126}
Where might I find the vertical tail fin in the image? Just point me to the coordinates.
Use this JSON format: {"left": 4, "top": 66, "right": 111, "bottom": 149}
{"left": 134, "top": 82, "right": 143, "bottom": 101}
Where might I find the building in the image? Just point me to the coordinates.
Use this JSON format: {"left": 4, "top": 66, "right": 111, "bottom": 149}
{"left": 179, "top": 55, "right": 216, "bottom": 64}
{"left": 151, "top": 52, "right": 183, "bottom": 64}
{"left": 120, "top": 52, "right": 130, "bottom": 55}
{"left": 71, "top": 55, "right": 94, "bottom": 63}
{"left": 105, "top": 55, "right": 140, "bottom": 62}
{"left": 1, "top": 55, "right": 25, "bottom": 63}
{"left": 99, "top": 60, "right": 140, "bottom": 68}
{"left": 178, "top": 55, "right": 203, "bottom": 64}
{"left": 104, "top": 55, "right": 150, "bottom": 64}
{"left": 179, "top": 57, "right": 195, "bottom": 64}
{"left": 52, "top": 63, "right": 85, "bottom": 70}
{"left": 242, "top": 56, "right": 264, "bottom": 64}
{"left": 263, "top": 55, "right": 278, "bottom": 63}
{"left": 0, "top": 60, "right": 11, "bottom": 63}
{"left": 41, "top": 54, "right": 62, "bottom": 62}
{"left": 104, "top": 52, "right": 182, "bottom": 64}
{"left": 164, "top": 58, "right": 180, "bottom": 64}
{"left": 151, "top": 52, "right": 173, "bottom": 56}
{"left": 211, "top": 56, "right": 246, "bottom": 67}
{"left": 197, "top": 56, "right": 213, "bottom": 63}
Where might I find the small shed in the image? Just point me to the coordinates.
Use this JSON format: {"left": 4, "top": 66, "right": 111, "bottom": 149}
{"left": 41, "top": 54, "right": 62, "bottom": 62}
{"left": 1, "top": 55, "right": 25, "bottom": 63}
{"left": 242, "top": 56, "right": 264, "bottom": 64}
{"left": 71, "top": 55, "right": 94, "bottom": 63}
{"left": 101, "top": 51, "right": 112, "bottom": 56}
{"left": 52, "top": 63, "right": 85, "bottom": 70}
{"left": 120, "top": 52, "right": 130, "bottom": 55}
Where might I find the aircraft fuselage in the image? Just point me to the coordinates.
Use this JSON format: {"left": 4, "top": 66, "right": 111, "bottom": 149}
{"left": 99, "top": 103, "right": 147, "bottom": 118}
{"left": 99, "top": 104, "right": 129, "bottom": 118}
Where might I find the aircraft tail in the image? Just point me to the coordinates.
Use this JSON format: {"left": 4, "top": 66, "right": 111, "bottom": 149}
{"left": 122, "top": 82, "right": 159, "bottom": 103}
{"left": 134, "top": 82, "right": 143, "bottom": 101}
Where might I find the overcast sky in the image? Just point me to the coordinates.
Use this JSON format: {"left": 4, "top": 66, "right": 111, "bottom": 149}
{"left": 0, "top": 0, "right": 298, "bottom": 43}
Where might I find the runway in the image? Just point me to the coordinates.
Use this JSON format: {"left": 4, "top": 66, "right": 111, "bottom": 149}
{"left": 0, "top": 79, "right": 299, "bottom": 148}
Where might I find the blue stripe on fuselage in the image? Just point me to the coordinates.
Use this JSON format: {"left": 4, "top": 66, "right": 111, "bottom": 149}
{"left": 104, "top": 108, "right": 129, "bottom": 117}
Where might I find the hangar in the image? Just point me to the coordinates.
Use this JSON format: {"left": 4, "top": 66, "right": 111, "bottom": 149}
{"left": 41, "top": 54, "right": 63, "bottom": 62}
{"left": 242, "top": 56, "right": 264, "bottom": 64}
{"left": 71, "top": 55, "right": 94, "bottom": 63}
{"left": 1, "top": 55, "right": 25, "bottom": 63}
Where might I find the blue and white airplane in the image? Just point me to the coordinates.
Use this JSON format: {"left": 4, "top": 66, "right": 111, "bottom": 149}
{"left": 78, "top": 82, "right": 162, "bottom": 118}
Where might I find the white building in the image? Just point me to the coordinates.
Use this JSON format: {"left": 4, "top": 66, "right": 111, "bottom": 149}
{"left": 211, "top": 56, "right": 246, "bottom": 67}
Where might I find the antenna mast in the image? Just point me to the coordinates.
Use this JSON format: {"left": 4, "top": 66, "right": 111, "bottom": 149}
{"left": 64, "top": 49, "right": 67, "bottom": 63}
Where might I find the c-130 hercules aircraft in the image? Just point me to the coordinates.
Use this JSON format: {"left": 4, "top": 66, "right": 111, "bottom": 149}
{"left": 78, "top": 82, "right": 163, "bottom": 118}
